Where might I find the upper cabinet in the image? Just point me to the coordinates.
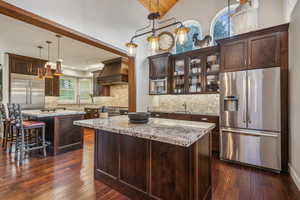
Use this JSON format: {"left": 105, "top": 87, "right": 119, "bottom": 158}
{"left": 220, "top": 39, "right": 248, "bottom": 72}
{"left": 218, "top": 24, "right": 288, "bottom": 72}
{"left": 9, "top": 53, "right": 47, "bottom": 76}
{"left": 148, "top": 47, "right": 220, "bottom": 95}
{"left": 248, "top": 33, "right": 280, "bottom": 68}
{"left": 149, "top": 53, "right": 171, "bottom": 95}
{"left": 45, "top": 69, "right": 60, "bottom": 96}
{"left": 149, "top": 53, "right": 170, "bottom": 78}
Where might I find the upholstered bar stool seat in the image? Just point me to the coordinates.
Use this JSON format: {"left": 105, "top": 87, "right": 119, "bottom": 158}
{"left": 23, "top": 121, "right": 45, "bottom": 129}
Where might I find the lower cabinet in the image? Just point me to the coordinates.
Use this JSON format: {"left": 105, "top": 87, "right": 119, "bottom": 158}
{"left": 94, "top": 130, "right": 212, "bottom": 200}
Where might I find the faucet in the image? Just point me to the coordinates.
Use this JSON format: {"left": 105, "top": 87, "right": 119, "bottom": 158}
{"left": 182, "top": 102, "right": 187, "bottom": 113}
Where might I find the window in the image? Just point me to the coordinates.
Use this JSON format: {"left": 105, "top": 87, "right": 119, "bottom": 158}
{"left": 176, "top": 20, "right": 203, "bottom": 54}
{"left": 79, "top": 79, "right": 92, "bottom": 102}
{"left": 59, "top": 77, "right": 76, "bottom": 103}
{"left": 211, "top": 3, "right": 258, "bottom": 43}
{"left": 210, "top": 5, "right": 238, "bottom": 43}
{"left": 59, "top": 76, "right": 92, "bottom": 104}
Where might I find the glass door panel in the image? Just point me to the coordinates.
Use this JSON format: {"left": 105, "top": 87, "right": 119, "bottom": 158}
{"left": 172, "top": 58, "right": 185, "bottom": 94}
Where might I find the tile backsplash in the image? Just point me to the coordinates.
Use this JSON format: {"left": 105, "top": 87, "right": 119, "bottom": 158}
{"left": 149, "top": 94, "right": 220, "bottom": 115}
{"left": 45, "top": 84, "right": 128, "bottom": 108}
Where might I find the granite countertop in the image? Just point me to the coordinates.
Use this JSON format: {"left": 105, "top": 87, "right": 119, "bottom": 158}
{"left": 149, "top": 110, "right": 219, "bottom": 116}
{"left": 22, "top": 110, "right": 86, "bottom": 118}
{"left": 74, "top": 116, "right": 215, "bottom": 147}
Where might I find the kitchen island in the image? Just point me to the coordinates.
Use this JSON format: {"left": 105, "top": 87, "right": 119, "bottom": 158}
{"left": 22, "top": 110, "right": 85, "bottom": 155}
{"left": 74, "top": 116, "right": 215, "bottom": 200}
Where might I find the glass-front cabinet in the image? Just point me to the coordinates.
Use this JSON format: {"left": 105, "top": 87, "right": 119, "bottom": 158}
{"left": 172, "top": 57, "right": 186, "bottom": 94}
{"left": 187, "top": 55, "right": 204, "bottom": 93}
{"left": 149, "top": 46, "right": 220, "bottom": 95}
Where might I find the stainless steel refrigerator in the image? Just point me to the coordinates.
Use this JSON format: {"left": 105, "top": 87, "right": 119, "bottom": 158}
{"left": 10, "top": 73, "right": 45, "bottom": 110}
{"left": 220, "top": 67, "right": 281, "bottom": 171}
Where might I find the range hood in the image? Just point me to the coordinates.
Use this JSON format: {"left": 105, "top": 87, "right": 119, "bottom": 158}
{"left": 98, "top": 57, "right": 128, "bottom": 85}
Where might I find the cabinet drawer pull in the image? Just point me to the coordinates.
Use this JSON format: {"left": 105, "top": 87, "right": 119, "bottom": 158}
{"left": 155, "top": 114, "right": 160, "bottom": 117}
{"left": 201, "top": 118, "right": 208, "bottom": 121}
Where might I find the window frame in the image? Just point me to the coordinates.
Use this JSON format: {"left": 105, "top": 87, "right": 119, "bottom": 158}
{"left": 58, "top": 76, "right": 93, "bottom": 104}
{"left": 210, "top": 4, "right": 239, "bottom": 43}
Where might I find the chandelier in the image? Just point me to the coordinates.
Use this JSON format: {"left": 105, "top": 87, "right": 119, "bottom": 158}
{"left": 125, "top": 0, "right": 190, "bottom": 56}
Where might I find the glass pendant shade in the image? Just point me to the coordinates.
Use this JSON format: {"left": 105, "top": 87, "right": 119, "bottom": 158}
{"left": 147, "top": 35, "right": 159, "bottom": 52}
{"left": 45, "top": 64, "right": 53, "bottom": 78}
{"left": 125, "top": 42, "right": 138, "bottom": 56}
{"left": 175, "top": 26, "right": 190, "bottom": 45}
{"left": 54, "top": 60, "right": 63, "bottom": 76}
{"left": 36, "top": 68, "right": 44, "bottom": 80}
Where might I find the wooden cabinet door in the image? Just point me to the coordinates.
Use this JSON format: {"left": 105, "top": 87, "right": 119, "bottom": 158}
{"left": 45, "top": 78, "right": 53, "bottom": 96}
{"left": 149, "top": 53, "right": 170, "bottom": 78}
{"left": 52, "top": 75, "right": 60, "bottom": 96}
{"left": 248, "top": 32, "right": 280, "bottom": 69}
{"left": 220, "top": 40, "right": 248, "bottom": 72}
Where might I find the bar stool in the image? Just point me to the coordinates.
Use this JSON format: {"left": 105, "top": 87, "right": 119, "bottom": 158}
{"left": 11, "top": 104, "right": 47, "bottom": 164}
{"left": 0, "top": 104, "right": 9, "bottom": 149}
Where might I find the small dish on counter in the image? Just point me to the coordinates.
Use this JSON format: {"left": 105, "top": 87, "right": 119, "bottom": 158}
{"left": 128, "top": 112, "right": 150, "bottom": 124}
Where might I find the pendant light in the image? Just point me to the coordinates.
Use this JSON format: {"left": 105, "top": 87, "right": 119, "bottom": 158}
{"left": 45, "top": 41, "right": 53, "bottom": 79}
{"left": 36, "top": 46, "right": 44, "bottom": 80}
{"left": 125, "top": 0, "right": 190, "bottom": 56}
{"left": 54, "top": 35, "right": 63, "bottom": 76}
{"left": 147, "top": 34, "right": 159, "bottom": 52}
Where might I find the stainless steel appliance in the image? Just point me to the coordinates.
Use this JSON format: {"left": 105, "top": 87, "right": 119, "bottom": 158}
{"left": 10, "top": 73, "right": 45, "bottom": 110}
{"left": 220, "top": 67, "right": 281, "bottom": 171}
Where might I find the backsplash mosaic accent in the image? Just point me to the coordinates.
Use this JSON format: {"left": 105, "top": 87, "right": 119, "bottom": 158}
{"left": 149, "top": 94, "right": 219, "bottom": 115}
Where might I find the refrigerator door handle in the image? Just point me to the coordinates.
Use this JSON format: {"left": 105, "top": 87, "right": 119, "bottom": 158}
{"left": 221, "top": 128, "right": 279, "bottom": 138}
{"left": 247, "top": 76, "right": 252, "bottom": 124}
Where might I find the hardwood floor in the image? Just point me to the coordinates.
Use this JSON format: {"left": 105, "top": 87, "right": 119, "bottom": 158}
{"left": 0, "top": 128, "right": 299, "bottom": 200}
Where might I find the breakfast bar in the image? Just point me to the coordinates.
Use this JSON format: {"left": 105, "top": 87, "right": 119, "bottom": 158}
{"left": 74, "top": 115, "right": 215, "bottom": 200}
{"left": 22, "top": 110, "right": 85, "bottom": 155}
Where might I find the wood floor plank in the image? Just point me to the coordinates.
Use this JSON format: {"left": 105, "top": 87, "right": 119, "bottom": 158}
{"left": 0, "top": 128, "right": 299, "bottom": 200}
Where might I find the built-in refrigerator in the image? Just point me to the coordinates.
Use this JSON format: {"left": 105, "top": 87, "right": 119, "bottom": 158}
{"left": 10, "top": 73, "right": 45, "bottom": 110}
{"left": 220, "top": 67, "right": 281, "bottom": 171}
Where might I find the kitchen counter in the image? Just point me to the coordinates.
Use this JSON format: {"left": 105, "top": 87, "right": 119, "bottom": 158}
{"left": 22, "top": 110, "right": 86, "bottom": 118}
{"left": 74, "top": 115, "right": 214, "bottom": 200}
{"left": 23, "top": 109, "right": 85, "bottom": 155}
{"left": 150, "top": 110, "right": 219, "bottom": 116}
{"left": 74, "top": 115, "right": 215, "bottom": 147}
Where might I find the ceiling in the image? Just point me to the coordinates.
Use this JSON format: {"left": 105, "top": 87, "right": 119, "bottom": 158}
{"left": 138, "top": 0, "right": 178, "bottom": 17}
{"left": 0, "top": 14, "right": 120, "bottom": 71}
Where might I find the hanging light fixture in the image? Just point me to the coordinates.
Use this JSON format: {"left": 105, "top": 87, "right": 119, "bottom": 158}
{"left": 45, "top": 41, "right": 53, "bottom": 79}
{"left": 54, "top": 35, "right": 64, "bottom": 76}
{"left": 36, "top": 46, "right": 45, "bottom": 80}
{"left": 125, "top": 0, "right": 189, "bottom": 56}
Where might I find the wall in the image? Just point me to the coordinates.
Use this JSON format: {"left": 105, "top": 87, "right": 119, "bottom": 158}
{"left": 94, "top": 84, "right": 128, "bottom": 107}
{"left": 164, "top": 0, "right": 284, "bottom": 36}
{"left": 283, "top": 0, "right": 299, "bottom": 22}
{"left": 135, "top": 0, "right": 286, "bottom": 112}
{"left": 288, "top": 0, "right": 300, "bottom": 190}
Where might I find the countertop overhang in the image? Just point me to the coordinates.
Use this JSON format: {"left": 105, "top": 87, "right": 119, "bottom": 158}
{"left": 22, "top": 110, "right": 86, "bottom": 118}
{"left": 74, "top": 116, "right": 215, "bottom": 147}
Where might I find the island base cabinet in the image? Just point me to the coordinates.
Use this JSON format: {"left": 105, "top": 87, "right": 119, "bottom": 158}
{"left": 94, "top": 130, "right": 212, "bottom": 200}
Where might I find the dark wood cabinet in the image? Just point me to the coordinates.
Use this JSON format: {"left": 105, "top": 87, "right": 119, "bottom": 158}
{"left": 171, "top": 46, "right": 220, "bottom": 94}
{"left": 84, "top": 108, "right": 99, "bottom": 119}
{"left": 94, "top": 129, "right": 212, "bottom": 200}
{"left": 149, "top": 53, "right": 170, "bottom": 78}
{"left": 218, "top": 24, "right": 288, "bottom": 72}
{"left": 220, "top": 39, "right": 248, "bottom": 72}
{"left": 92, "top": 70, "right": 110, "bottom": 96}
{"left": 45, "top": 70, "right": 60, "bottom": 96}
{"left": 248, "top": 32, "right": 280, "bottom": 68}
{"left": 9, "top": 53, "right": 47, "bottom": 76}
